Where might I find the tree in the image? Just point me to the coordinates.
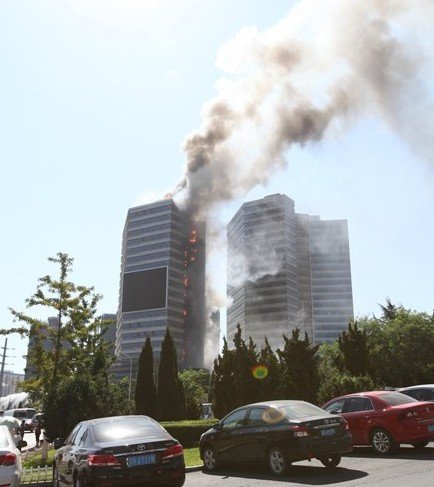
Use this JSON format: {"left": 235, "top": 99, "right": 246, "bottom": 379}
{"left": 336, "top": 322, "right": 370, "bottom": 376}
{"left": 179, "top": 368, "right": 210, "bottom": 419}
{"left": 156, "top": 328, "right": 185, "bottom": 421}
{"left": 3, "top": 253, "right": 112, "bottom": 404}
{"left": 365, "top": 308, "right": 434, "bottom": 387}
{"left": 256, "top": 337, "right": 281, "bottom": 401}
{"left": 317, "top": 341, "right": 375, "bottom": 404}
{"left": 378, "top": 297, "right": 399, "bottom": 321}
{"left": 135, "top": 336, "right": 156, "bottom": 417}
{"left": 277, "top": 329, "right": 319, "bottom": 403}
{"left": 209, "top": 337, "right": 237, "bottom": 418}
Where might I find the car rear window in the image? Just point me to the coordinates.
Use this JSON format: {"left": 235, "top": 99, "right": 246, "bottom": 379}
{"left": 92, "top": 417, "right": 167, "bottom": 442}
{"left": 278, "top": 402, "right": 328, "bottom": 420}
{"left": 13, "top": 411, "right": 27, "bottom": 419}
{"left": 377, "top": 392, "right": 418, "bottom": 406}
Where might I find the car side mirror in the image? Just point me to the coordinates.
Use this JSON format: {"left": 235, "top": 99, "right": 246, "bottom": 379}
{"left": 212, "top": 422, "right": 222, "bottom": 430}
{"left": 53, "top": 438, "right": 65, "bottom": 449}
{"left": 329, "top": 409, "right": 340, "bottom": 415}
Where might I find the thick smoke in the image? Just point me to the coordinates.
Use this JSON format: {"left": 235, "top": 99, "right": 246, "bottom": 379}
{"left": 172, "top": 0, "right": 433, "bottom": 221}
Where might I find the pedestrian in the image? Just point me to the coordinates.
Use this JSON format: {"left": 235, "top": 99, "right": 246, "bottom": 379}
{"left": 19, "top": 419, "right": 26, "bottom": 439}
{"left": 34, "top": 421, "right": 41, "bottom": 447}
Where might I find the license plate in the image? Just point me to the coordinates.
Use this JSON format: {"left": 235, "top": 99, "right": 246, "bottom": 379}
{"left": 126, "top": 453, "right": 156, "bottom": 467}
{"left": 320, "top": 428, "right": 336, "bottom": 437}
{"left": 428, "top": 424, "right": 434, "bottom": 432}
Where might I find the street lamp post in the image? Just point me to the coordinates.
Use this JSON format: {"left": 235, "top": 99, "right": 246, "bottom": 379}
{"left": 119, "top": 350, "right": 132, "bottom": 400}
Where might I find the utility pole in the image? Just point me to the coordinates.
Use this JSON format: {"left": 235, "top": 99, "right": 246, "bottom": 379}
{"left": 0, "top": 338, "right": 8, "bottom": 397}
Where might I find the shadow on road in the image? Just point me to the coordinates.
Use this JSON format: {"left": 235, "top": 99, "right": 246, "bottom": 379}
{"left": 346, "top": 444, "right": 434, "bottom": 461}
{"left": 202, "top": 462, "right": 368, "bottom": 485}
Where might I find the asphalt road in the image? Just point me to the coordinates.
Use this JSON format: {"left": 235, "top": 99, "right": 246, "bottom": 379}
{"left": 184, "top": 445, "right": 434, "bottom": 487}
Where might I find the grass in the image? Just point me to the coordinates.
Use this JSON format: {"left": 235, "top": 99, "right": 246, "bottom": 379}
{"left": 184, "top": 447, "right": 202, "bottom": 467}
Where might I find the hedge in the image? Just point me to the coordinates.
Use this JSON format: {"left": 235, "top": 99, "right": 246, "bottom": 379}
{"left": 161, "top": 419, "right": 218, "bottom": 448}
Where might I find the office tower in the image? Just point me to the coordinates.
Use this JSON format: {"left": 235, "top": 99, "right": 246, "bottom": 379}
{"left": 115, "top": 199, "right": 205, "bottom": 378}
{"left": 227, "top": 194, "right": 353, "bottom": 348}
{"left": 0, "top": 371, "right": 24, "bottom": 396}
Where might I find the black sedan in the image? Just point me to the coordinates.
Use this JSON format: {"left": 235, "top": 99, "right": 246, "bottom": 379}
{"left": 53, "top": 415, "right": 185, "bottom": 487}
{"left": 199, "top": 400, "right": 352, "bottom": 476}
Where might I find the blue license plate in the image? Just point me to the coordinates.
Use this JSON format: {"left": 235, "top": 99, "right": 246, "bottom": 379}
{"left": 428, "top": 424, "right": 434, "bottom": 432}
{"left": 126, "top": 453, "right": 156, "bottom": 467}
{"left": 320, "top": 428, "right": 336, "bottom": 437}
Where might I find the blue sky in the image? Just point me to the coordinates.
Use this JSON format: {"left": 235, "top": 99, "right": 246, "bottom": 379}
{"left": 1, "top": 0, "right": 433, "bottom": 375}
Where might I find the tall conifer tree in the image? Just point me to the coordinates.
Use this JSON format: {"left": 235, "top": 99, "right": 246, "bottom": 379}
{"left": 156, "top": 328, "right": 185, "bottom": 420}
{"left": 135, "top": 335, "right": 156, "bottom": 417}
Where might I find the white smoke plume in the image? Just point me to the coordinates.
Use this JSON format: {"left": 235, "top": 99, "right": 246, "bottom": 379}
{"left": 171, "top": 0, "right": 434, "bottom": 220}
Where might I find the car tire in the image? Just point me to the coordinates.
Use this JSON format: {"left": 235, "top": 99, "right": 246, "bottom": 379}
{"left": 319, "top": 454, "right": 341, "bottom": 468}
{"left": 411, "top": 441, "right": 429, "bottom": 449}
{"left": 202, "top": 445, "right": 218, "bottom": 472}
{"left": 370, "top": 428, "right": 397, "bottom": 455}
{"left": 267, "top": 447, "right": 290, "bottom": 476}
{"left": 52, "top": 464, "right": 60, "bottom": 487}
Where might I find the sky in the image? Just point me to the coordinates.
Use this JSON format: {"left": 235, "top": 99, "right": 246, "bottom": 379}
{"left": 1, "top": 0, "right": 433, "bottom": 375}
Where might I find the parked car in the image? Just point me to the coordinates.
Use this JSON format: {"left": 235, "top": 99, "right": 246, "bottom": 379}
{"left": 0, "top": 424, "right": 23, "bottom": 487}
{"left": 199, "top": 400, "right": 353, "bottom": 476}
{"left": 52, "top": 415, "right": 185, "bottom": 487}
{"left": 323, "top": 391, "right": 434, "bottom": 454}
{"left": 398, "top": 384, "right": 434, "bottom": 402}
{"left": 3, "top": 408, "right": 37, "bottom": 432}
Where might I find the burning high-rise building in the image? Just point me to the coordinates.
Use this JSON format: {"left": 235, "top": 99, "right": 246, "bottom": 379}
{"left": 114, "top": 199, "right": 205, "bottom": 378}
{"left": 226, "top": 194, "right": 353, "bottom": 348}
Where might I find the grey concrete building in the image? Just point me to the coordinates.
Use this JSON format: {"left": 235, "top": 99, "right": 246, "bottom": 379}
{"left": 114, "top": 199, "right": 206, "bottom": 379}
{"left": 226, "top": 194, "right": 353, "bottom": 348}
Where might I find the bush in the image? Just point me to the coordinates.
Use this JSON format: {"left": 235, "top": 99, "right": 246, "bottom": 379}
{"left": 161, "top": 419, "right": 217, "bottom": 448}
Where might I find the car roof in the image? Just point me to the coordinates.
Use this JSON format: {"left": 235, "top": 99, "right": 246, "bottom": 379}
{"left": 81, "top": 415, "right": 156, "bottom": 426}
{"left": 231, "top": 400, "right": 312, "bottom": 410}
{"left": 327, "top": 391, "right": 401, "bottom": 401}
{"left": 399, "top": 384, "right": 434, "bottom": 390}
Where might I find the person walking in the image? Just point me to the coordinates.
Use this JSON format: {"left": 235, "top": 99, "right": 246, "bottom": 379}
{"left": 34, "top": 421, "right": 41, "bottom": 447}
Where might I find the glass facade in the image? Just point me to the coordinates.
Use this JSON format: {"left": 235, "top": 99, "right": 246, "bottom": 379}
{"left": 227, "top": 194, "right": 354, "bottom": 348}
{"left": 115, "top": 199, "right": 205, "bottom": 378}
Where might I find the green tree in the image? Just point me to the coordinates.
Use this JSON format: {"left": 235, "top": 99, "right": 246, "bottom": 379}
{"left": 135, "top": 336, "right": 156, "bottom": 417}
{"left": 2, "top": 253, "right": 113, "bottom": 406}
{"left": 365, "top": 308, "right": 434, "bottom": 387}
{"left": 317, "top": 341, "right": 375, "bottom": 404}
{"left": 156, "top": 328, "right": 185, "bottom": 421}
{"left": 277, "top": 329, "right": 319, "bottom": 403}
{"left": 257, "top": 337, "right": 281, "bottom": 401}
{"left": 179, "top": 368, "right": 210, "bottom": 419}
{"left": 210, "top": 337, "right": 237, "bottom": 418}
{"left": 336, "top": 322, "right": 370, "bottom": 376}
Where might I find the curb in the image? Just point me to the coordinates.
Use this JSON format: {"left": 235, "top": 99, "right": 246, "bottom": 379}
{"left": 186, "top": 464, "right": 203, "bottom": 472}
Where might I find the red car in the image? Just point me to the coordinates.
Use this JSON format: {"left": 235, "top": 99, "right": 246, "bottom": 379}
{"left": 323, "top": 391, "right": 434, "bottom": 454}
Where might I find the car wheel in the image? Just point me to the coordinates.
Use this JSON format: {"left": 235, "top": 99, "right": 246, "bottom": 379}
{"left": 267, "top": 447, "right": 289, "bottom": 476}
{"left": 411, "top": 441, "right": 429, "bottom": 449}
{"left": 319, "top": 454, "right": 341, "bottom": 468}
{"left": 202, "top": 446, "right": 218, "bottom": 472}
{"left": 52, "top": 464, "right": 60, "bottom": 487}
{"left": 371, "top": 428, "right": 396, "bottom": 455}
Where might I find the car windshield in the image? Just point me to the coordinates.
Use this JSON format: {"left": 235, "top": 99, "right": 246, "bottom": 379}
{"left": 378, "top": 392, "right": 418, "bottom": 406}
{"left": 277, "top": 402, "right": 327, "bottom": 420}
{"left": 92, "top": 417, "right": 167, "bottom": 442}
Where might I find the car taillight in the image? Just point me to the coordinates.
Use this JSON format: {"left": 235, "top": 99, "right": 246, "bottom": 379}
{"left": 87, "top": 454, "right": 121, "bottom": 466}
{"left": 161, "top": 444, "right": 184, "bottom": 460}
{"left": 0, "top": 452, "right": 17, "bottom": 466}
{"left": 400, "top": 410, "right": 420, "bottom": 420}
{"left": 293, "top": 425, "right": 310, "bottom": 437}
